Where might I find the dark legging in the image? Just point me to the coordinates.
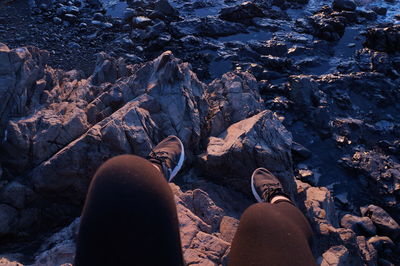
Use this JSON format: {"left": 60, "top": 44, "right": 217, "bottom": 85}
{"left": 75, "top": 155, "right": 316, "bottom": 266}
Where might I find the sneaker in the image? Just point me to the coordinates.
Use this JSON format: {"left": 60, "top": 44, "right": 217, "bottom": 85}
{"left": 251, "top": 168, "right": 291, "bottom": 203}
{"left": 147, "top": 135, "right": 185, "bottom": 182}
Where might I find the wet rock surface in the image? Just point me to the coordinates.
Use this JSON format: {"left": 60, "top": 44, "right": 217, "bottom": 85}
{"left": 0, "top": 0, "right": 400, "bottom": 265}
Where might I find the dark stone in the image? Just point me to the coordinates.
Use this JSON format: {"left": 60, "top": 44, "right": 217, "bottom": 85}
{"left": 340, "top": 214, "right": 376, "bottom": 236}
{"left": 171, "top": 17, "right": 246, "bottom": 38}
{"left": 357, "top": 10, "right": 378, "bottom": 21}
{"left": 361, "top": 205, "right": 400, "bottom": 239}
{"left": 371, "top": 7, "right": 387, "bottom": 16}
{"left": 154, "top": 0, "right": 179, "bottom": 17}
{"left": 220, "top": 2, "right": 265, "bottom": 24}
{"left": 364, "top": 25, "right": 400, "bottom": 53}
{"left": 292, "top": 142, "right": 312, "bottom": 160}
{"left": 332, "top": 0, "right": 357, "bottom": 11}
{"left": 249, "top": 40, "right": 288, "bottom": 56}
{"left": 93, "top": 12, "right": 104, "bottom": 21}
{"left": 53, "top": 17, "right": 62, "bottom": 24}
{"left": 132, "top": 16, "right": 152, "bottom": 29}
{"left": 64, "top": 14, "right": 77, "bottom": 23}
{"left": 309, "top": 7, "right": 347, "bottom": 42}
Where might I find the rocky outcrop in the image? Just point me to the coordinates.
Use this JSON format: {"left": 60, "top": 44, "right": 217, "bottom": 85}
{"left": 341, "top": 150, "right": 400, "bottom": 211}
{"left": 205, "top": 72, "right": 264, "bottom": 137}
{"left": 332, "top": 0, "right": 357, "bottom": 12}
{"left": 219, "top": 2, "right": 265, "bottom": 25}
{"left": 0, "top": 43, "right": 48, "bottom": 140}
{"left": 340, "top": 214, "right": 376, "bottom": 236}
{"left": 0, "top": 42, "right": 399, "bottom": 265}
{"left": 30, "top": 183, "right": 244, "bottom": 266}
{"left": 360, "top": 205, "right": 400, "bottom": 240}
{"left": 171, "top": 17, "right": 246, "bottom": 38}
{"left": 365, "top": 25, "right": 400, "bottom": 53}
{"left": 201, "top": 110, "right": 295, "bottom": 198}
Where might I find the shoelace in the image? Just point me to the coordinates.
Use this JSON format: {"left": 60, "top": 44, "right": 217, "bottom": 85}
{"left": 261, "top": 183, "right": 283, "bottom": 202}
{"left": 148, "top": 150, "right": 172, "bottom": 179}
{"left": 148, "top": 151, "right": 170, "bottom": 163}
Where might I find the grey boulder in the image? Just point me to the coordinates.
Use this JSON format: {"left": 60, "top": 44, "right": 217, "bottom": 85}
{"left": 201, "top": 110, "right": 295, "bottom": 197}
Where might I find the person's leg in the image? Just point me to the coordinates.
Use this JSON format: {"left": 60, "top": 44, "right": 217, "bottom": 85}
{"left": 74, "top": 154, "right": 184, "bottom": 266}
{"left": 228, "top": 167, "right": 316, "bottom": 266}
{"left": 229, "top": 201, "right": 316, "bottom": 266}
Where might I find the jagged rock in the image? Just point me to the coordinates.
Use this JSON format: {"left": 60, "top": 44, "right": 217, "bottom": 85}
{"left": 360, "top": 205, "right": 400, "bottom": 239}
{"left": 219, "top": 216, "right": 239, "bottom": 243}
{"left": 358, "top": 10, "right": 378, "bottom": 21}
{"left": 201, "top": 110, "right": 295, "bottom": 197}
{"left": 367, "top": 236, "right": 395, "bottom": 253}
{"left": 308, "top": 7, "right": 347, "bottom": 42}
{"left": 340, "top": 214, "right": 376, "bottom": 236}
{"left": 249, "top": 40, "right": 288, "bottom": 57}
{"left": 302, "top": 185, "right": 339, "bottom": 228}
{"left": 371, "top": 6, "right": 387, "bottom": 16}
{"left": 184, "top": 231, "right": 230, "bottom": 265}
{"left": 190, "top": 189, "right": 225, "bottom": 231}
{"left": 260, "top": 55, "right": 292, "bottom": 72}
{"left": 171, "top": 17, "right": 246, "bottom": 38}
{"left": 319, "top": 245, "right": 349, "bottom": 266}
{"left": 296, "top": 181, "right": 367, "bottom": 264}
{"left": 0, "top": 40, "right": 397, "bottom": 266}
{"left": 132, "top": 16, "right": 152, "bottom": 29}
{"left": 154, "top": 0, "right": 179, "bottom": 18}
{"left": 34, "top": 241, "right": 75, "bottom": 266}
{"left": 341, "top": 150, "right": 400, "bottom": 211}
{"left": 356, "top": 236, "right": 378, "bottom": 265}
{"left": 288, "top": 75, "right": 320, "bottom": 112}
{"left": 205, "top": 72, "right": 264, "bottom": 136}
{"left": 355, "top": 48, "right": 394, "bottom": 73}
{"left": 33, "top": 218, "right": 79, "bottom": 265}
{"left": 90, "top": 52, "right": 128, "bottom": 85}
{"left": 297, "top": 167, "right": 319, "bottom": 186}
{"left": 219, "top": 2, "right": 265, "bottom": 25}
{"left": 0, "top": 258, "right": 22, "bottom": 266}
{"left": 0, "top": 43, "right": 48, "bottom": 139}
{"left": 292, "top": 142, "right": 312, "bottom": 161}
{"left": 365, "top": 25, "right": 400, "bottom": 53}
{"left": 332, "top": 0, "right": 357, "bottom": 11}
{"left": 30, "top": 95, "right": 158, "bottom": 202}
{"left": 2, "top": 103, "right": 90, "bottom": 173}
{"left": 31, "top": 183, "right": 235, "bottom": 266}
{"left": 289, "top": 72, "right": 399, "bottom": 130}
{"left": 27, "top": 51, "right": 207, "bottom": 207}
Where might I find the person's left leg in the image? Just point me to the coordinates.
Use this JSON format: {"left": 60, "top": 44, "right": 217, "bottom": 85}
{"left": 75, "top": 136, "right": 185, "bottom": 266}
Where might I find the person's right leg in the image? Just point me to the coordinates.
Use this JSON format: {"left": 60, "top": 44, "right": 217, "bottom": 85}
{"left": 228, "top": 168, "right": 316, "bottom": 266}
{"left": 229, "top": 201, "right": 316, "bottom": 266}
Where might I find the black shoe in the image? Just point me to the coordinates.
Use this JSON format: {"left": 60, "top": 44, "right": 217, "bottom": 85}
{"left": 251, "top": 168, "right": 291, "bottom": 203}
{"left": 147, "top": 135, "right": 185, "bottom": 182}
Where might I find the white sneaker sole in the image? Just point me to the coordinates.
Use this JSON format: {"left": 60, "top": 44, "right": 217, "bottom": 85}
{"left": 169, "top": 136, "right": 185, "bottom": 182}
{"left": 251, "top": 168, "right": 265, "bottom": 203}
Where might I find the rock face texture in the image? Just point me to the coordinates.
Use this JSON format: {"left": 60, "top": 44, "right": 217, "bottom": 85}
{"left": 365, "top": 25, "right": 400, "bottom": 53}
{"left": 201, "top": 110, "right": 295, "bottom": 197}
{"left": 0, "top": 40, "right": 399, "bottom": 266}
{"left": 31, "top": 183, "right": 243, "bottom": 266}
{"left": 0, "top": 44, "right": 48, "bottom": 140}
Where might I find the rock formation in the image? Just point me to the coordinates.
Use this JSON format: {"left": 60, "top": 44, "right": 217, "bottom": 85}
{"left": 0, "top": 0, "right": 400, "bottom": 264}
